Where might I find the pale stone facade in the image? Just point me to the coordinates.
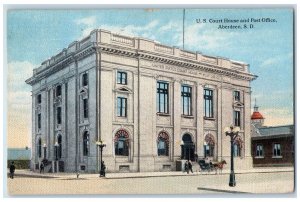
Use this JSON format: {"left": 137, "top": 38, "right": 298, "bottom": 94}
{"left": 26, "top": 29, "right": 257, "bottom": 173}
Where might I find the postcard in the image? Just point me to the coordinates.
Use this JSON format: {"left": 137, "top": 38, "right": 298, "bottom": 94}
{"left": 5, "top": 6, "right": 295, "bottom": 195}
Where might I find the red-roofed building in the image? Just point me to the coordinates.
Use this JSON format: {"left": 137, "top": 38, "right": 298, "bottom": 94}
{"left": 251, "top": 100, "right": 264, "bottom": 128}
{"left": 250, "top": 100, "right": 294, "bottom": 167}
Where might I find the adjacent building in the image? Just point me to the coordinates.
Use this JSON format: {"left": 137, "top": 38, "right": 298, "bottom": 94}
{"left": 26, "top": 29, "right": 257, "bottom": 173}
{"left": 7, "top": 147, "right": 31, "bottom": 169}
{"left": 251, "top": 103, "right": 294, "bottom": 167}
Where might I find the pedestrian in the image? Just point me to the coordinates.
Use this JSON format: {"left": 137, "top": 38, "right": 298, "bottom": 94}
{"left": 188, "top": 160, "right": 193, "bottom": 173}
{"left": 100, "top": 161, "right": 106, "bottom": 177}
{"left": 194, "top": 153, "right": 198, "bottom": 163}
{"left": 184, "top": 161, "right": 189, "bottom": 174}
{"left": 209, "top": 160, "right": 213, "bottom": 170}
{"left": 9, "top": 161, "right": 16, "bottom": 179}
{"left": 40, "top": 162, "right": 44, "bottom": 174}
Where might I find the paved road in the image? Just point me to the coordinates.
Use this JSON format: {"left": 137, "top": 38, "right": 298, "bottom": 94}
{"left": 7, "top": 171, "right": 294, "bottom": 195}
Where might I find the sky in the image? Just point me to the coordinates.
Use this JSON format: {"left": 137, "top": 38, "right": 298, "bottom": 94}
{"left": 6, "top": 8, "right": 294, "bottom": 148}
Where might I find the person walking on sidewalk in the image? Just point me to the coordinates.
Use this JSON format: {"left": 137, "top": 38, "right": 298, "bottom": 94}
{"left": 40, "top": 162, "right": 44, "bottom": 174}
{"left": 100, "top": 161, "right": 106, "bottom": 177}
{"left": 188, "top": 160, "right": 193, "bottom": 173}
{"left": 9, "top": 161, "right": 16, "bottom": 179}
{"left": 184, "top": 161, "right": 189, "bottom": 174}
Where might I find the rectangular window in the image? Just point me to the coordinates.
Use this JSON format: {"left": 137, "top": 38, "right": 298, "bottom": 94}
{"left": 82, "top": 73, "right": 88, "bottom": 87}
{"left": 37, "top": 113, "right": 41, "bottom": 129}
{"left": 234, "top": 111, "right": 241, "bottom": 127}
{"left": 83, "top": 99, "right": 89, "bottom": 118}
{"left": 234, "top": 91, "right": 240, "bottom": 101}
{"left": 157, "top": 81, "right": 169, "bottom": 113}
{"left": 273, "top": 143, "right": 281, "bottom": 157}
{"left": 256, "top": 144, "right": 264, "bottom": 157}
{"left": 204, "top": 89, "right": 213, "bottom": 118}
{"left": 57, "top": 107, "right": 62, "bottom": 124}
{"left": 37, "top": 94, "right": 42, "bottom": 104}
{"left": 181, "top": 86, "right": 192, "bottom": 115}
{"left": 117, "top": 97, "right": 127, "bottom": 117}
{"left": 117, "top": 71, "right": 127, "bottom": 85}
{"left": 56, "top": 85, "right": 62, "bottom": 97}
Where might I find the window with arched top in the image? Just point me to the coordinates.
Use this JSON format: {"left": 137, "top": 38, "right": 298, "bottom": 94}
{"left": 204, "top": 134, "right": 215, "bottom": 157}
{"left": 233, "top": 136, "right": 243, "bottom": 157}
{"left": 157, "top": 132, "right": 169, "bottom": 156}
{"left": 181, "top": 133, "right": 195, "bottom": 161}
{"left": 83, "top": 131, "right": 89, "bottom": 156}
{"left": 58, "top": 135, "right": 62, "bottom": 159}
{"left": 37, "top": 138, "right": 42, "bottom": 158}
{"left": 114, "top": 129, "right": 129, "bottom": 156}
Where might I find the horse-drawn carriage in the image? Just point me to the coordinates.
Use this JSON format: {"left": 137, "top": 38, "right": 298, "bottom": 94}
{"left": 198, "top": 159, "right": 227, "bottom": 174}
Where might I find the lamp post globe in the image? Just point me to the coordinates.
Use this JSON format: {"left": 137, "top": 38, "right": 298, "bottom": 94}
{"left": 43, "top": 143, "right": 47, "bottom": 160}
{"left": 54, "top": 142, "right": 59, "bottom": 161}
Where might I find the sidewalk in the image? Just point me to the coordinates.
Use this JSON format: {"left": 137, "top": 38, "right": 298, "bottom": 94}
{"left": 11, "top": 166, "right": 294, "bottom": 180}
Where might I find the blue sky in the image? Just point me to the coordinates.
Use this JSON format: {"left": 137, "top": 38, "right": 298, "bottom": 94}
{"left": 6, "top": 8, "right": 294, "bottom": 148}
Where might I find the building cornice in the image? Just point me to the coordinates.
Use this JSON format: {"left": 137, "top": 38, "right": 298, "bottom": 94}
{"left": 26, "top": 29, "right": 257, "bottom": 86}
{"left": 98, "top": 45, "right": 257, "bottom": 82}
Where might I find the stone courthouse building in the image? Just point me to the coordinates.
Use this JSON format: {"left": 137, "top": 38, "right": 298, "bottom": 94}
{"left": 26, "top": 29, "right": 257, "bottom": 173}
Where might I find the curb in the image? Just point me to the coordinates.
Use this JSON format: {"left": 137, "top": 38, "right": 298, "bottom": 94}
{"left": 10, "top": 169, "right": 293, "bottom": 179}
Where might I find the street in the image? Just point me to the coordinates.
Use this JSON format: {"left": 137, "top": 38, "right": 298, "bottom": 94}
{"left": 7, "top": 171, "right": 294, "bottom": 195}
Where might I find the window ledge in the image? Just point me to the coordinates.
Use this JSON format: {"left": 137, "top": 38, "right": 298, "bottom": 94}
{"left": 157, "top": 155, "right": 169, "bottom": 158}
{"left": 255, "top": 156, "right": 265, "bottom": 159}
{"left": 181, "top": 115, "right": 194, "bottom": 119}
{"left": 117, "top": 116, "right": 128, "bottom": 118}
{"left": 204, "top": 117, "right": 215, "bottom": 121}
{"left": 272, "top": 156, "right": 283, "bottom": 159}
{"left": 157, "top": 113, "right": 170, "bottom": 117}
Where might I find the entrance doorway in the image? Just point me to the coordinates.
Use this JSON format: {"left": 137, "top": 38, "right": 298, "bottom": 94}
{"left": 181, "top": 134, "right": 195, "bottom": 161}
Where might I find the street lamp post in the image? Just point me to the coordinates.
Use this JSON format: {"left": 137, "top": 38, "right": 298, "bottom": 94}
{"left": 43, "top": 143, "right": 47, "bottom": 160}
{"left": 224, "top": 125, "right": 240, "bottom": 187}
{"left": 54, "top": 142, "right": 59, "bottom": 172}
{"left": 96, "top": 140, "right": 106, "bottom": 177}
{"left": 180, "top": 141, "right": 184, "bottom": 159}
{"left": 203, "top": 142, "right": 207, "bottom": 158}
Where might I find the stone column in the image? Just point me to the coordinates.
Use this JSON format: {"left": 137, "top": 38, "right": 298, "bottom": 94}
{"left": 217, "top": 86, "right": 223, "bottom": 161}
{"left": 196, "top": 83, "right": 204, "bottom": 157}
{"left": 173, "top": 80, "right": 181, "bottom": 158}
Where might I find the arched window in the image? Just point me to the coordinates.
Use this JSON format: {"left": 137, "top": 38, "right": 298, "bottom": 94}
{"left": 233, "top": 144, "right": 241, "bottom": 157}
{"left": 37, "top": 138, "right": 42, "bottom": 158}
{"left": 114, "top": 129, "right": 129, "bottom": 156}
{"left": 157, "top": 132, "right": 169, "bottom": 156}
{"left": 204, "top": 134, "right": 215, "bottom": 157}
{"left": 233, "top": 136, "right": 243, "bottom": 157}
{"left": 58, "top": 135, "right": 62, "bottom": 159}
{"left": 83, "top": 131, "right": 89, "bottom": 156}
{"left": 181, "top": 133, "right": 195, "bottom": 161}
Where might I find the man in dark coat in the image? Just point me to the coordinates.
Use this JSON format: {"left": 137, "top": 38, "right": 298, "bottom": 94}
{"left": 100, "top": 161, "right": 106, "bottom": 177}
{"left": 40, "top": 162, "right": 44, "bottom": 174}
{"left": 9, "top": 161, "right": 16, "bottom": 179}
{"left": 188, "top": 160, "right": 193, "bottom": 173}
{"left": 184, "top": 161, "right": 189, "bottom": 174}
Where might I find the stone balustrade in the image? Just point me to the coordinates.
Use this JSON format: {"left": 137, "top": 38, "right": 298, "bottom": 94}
{"left": 34, "top": 29, "right": 249, "bottom": 75}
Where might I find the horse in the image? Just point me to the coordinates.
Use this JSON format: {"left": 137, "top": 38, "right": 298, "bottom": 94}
{"left": 212, "top": 160, "right": 227, "bottom": 174}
